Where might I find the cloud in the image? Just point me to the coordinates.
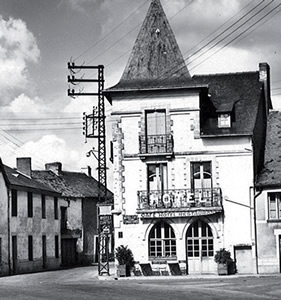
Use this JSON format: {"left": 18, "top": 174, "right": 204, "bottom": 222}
{"left": 0, "top": 16, "right": 40, "bottom": 101}
{"left": 62, "top": 0, "right": 105, "bottom": 13}
{"left": 0, "top": 134, "right": 81, "bottom": 170}
{"left": 63, "top": 96, "right": 94, "bottom": 114}
{"left": 2, "top": 93, "right": 47, "bottom": 114}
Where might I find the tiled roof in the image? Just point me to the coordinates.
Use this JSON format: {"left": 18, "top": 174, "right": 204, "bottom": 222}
{"left": 2, "top": 164, "right": 59, "bottom": 195}
{"left": 32, "top": 170, "right": 113, "bottom": 200}
{"left": 193, "top": 71, "right": 263, "bottom": 136}
{"left": 108, "top": 0, "right": 191, "bottom": 91}
{"left": 257, "top": 110, "right": 281, "bottom": 187}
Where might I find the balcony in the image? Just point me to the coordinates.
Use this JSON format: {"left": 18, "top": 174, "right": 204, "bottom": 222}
{"left": 139, "top": 134, "right": 173, "bottom": 158}
{"left": 137, "top": 188, "right": 223, "bottom": 218}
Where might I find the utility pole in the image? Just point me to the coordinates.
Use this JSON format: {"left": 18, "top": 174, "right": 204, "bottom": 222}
{"left": 67, "top": 62, "right": 111, "bottom": 276}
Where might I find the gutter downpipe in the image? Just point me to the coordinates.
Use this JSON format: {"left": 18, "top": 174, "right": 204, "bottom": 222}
{"left": 7, "top": 188, "right": 11, "bottom": 276}
{"left": 253, "top": 185, "right": 262, "bottom": 275}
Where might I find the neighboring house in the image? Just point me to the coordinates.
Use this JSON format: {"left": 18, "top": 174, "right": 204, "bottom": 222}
{"left": 31, "top": 160, "right": 113, "bottom": 266}
{"left": 0, "top": 158, "right": 61, "bottom": 276}
{"left": 256, "top": 111, "right": 281, "bottom": 273}
{"left": 104, "top": 0, "right": 272, "bottom": 275}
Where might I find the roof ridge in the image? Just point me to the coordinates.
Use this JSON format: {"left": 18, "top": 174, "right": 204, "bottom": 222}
{"left": 193, "top": 70, "right": 258, "bottom": 77}
{"left": 115, "top": 0, "right": 190, "bottom": 89}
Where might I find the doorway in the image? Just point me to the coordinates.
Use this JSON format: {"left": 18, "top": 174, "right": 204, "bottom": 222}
{"left": 234, "top": 245, "right": 253, "bottom": 274}
{"left": 186, "top": 220, "right": 216, "bottom": 274}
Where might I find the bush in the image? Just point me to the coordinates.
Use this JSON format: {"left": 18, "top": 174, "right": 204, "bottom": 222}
{"left": 214, "top": 248, "right": 233, "bottom": 265}
{"left": 115, "top": 245, "right": 135, "bottom": 268}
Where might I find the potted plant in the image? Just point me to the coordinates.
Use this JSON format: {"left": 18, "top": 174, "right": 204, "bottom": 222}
{"left": 115, "top": 245, "right": 135, "bottom": 277}
{"left": 214, "top": 248, "right": 233, "bottom": 275}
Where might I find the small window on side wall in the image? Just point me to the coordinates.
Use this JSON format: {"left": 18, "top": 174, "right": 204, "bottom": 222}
{"left": 218, "top": 113, "right": 231, "bottom": 128}
{"left": 268, "top": 192, "right": 281, "bottom": 220}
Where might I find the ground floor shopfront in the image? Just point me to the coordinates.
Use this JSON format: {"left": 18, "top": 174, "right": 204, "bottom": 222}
{"left": 115, "top": 212, "right": 227, "bottom": 275}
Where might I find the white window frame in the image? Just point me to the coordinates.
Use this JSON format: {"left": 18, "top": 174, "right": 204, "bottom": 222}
{"left": 268, "top": 192, "right": 281, "bottom": 220}
{"left": 218, "top": 113, "right": 231, "bottom": 128}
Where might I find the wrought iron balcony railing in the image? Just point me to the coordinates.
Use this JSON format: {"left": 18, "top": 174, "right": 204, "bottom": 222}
{"left": 137, "top": 188, "right": 222, "bottom": 210}
{"left": 139, "top": 134, "right": 173, "bottom": 155}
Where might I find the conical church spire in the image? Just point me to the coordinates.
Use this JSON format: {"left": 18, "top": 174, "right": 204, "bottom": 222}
{"left": 115, "top": 0, "right": 191, "bottom": 89}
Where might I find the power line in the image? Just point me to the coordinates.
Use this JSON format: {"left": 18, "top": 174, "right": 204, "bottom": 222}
{"left": 0, "top": 117, "right": 81, "bottom": 121}
{"left": 0, "top": 128, "right": 85, "bottom": 171}
{"left": 86, "top": 0, "right": 171, "bottom": 65}
{"left": 104, "top": 0, "right": 194, "bottom": 72}
{"left": 0, "top": 122, "right": 81, "bottom": 126}
{"left": 4, "top": 127, "right": 82, "bottom": 131}
{"left": 74, "top": 0, "right": 151, "bottom": 61}
{"left": 189, "top": 3, "right": 281, "bottom": 72}
{"left": 100, "top": 0, "right": 280, "bottom": 107}
{"left": 182, "top": 0, "right": 257, "bottom": 57}
{"left": 186, "top": 0, "right": 274, "bottom": 68}
{"left": 185, "top": 0, "right": 266, "bottom": 62}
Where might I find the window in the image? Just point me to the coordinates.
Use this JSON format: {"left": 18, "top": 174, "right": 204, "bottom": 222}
{"left": 54, "top": 197, "right": 58, "bottom": 220}
{"left": 42, "top": 235, "right": 46, "bottom": 269}
{"left": 60, "top": 207, "right": 67, "bottom": 231}
{"left": 187, "top": 220, "right": 214, "bottom": 258}
{"left": 28, "top": 235, "right": 33, "bottom": 261}
{"left": 191, "top": 162, "right": 212, "bottom": 190}
{"left": 218, "top": 113, "right": 231, "bottom": 128}
{"left": 12, "top": 236, "right": 17, "bottom": 274}
{"left": 145, "top": 110, "right": 169, "bottom": 154}
{"left": 55, "top": 235, "right": 59, "bottom": 258}
{"left": 11, "top": 189, "right": 17, "bottom": 217}
{"left": 146, "top": 110, "right": 166, "bottom": 136}
{"left": 27, "top": 192, "right": 33, "bottom": 218}
{"left": 268, "top": 192, "right": 281, "bottom": 219}
{"left": 110, "top": 141, "right": 113, "bottom": 163}
{"left": 0, "top": 237, "right": 2, "bottom": 264}
{"left": 42, "top": 195, "right": 46, "bottom": 219}
{"left": 148, "top": 163, "right": 167, "bottom": 193}
{"left": 149, "top": 221, "right": 176, "bottom": 258}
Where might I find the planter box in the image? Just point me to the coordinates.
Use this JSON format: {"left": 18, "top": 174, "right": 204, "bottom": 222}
{"left": 117, "top": 265, "right": 126, "bottom": 277}
{"left": 117, "top": 265, "right": 131, "bottom": 277}
{"left": 217, "top": 263, "right": 228, "bottom": 275}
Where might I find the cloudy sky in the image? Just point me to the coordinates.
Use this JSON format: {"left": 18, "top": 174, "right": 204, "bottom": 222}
{"left": 1, "top": 0, "right": 281, "bottom": 184}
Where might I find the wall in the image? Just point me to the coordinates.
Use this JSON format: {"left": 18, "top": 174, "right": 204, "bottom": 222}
{"left": 82, "top": 198, "right": 98, "bottom": 264}
{"left": 111, "top": 90, "right": 256, "bottom": 273}
{"left": 10, "top": 190, "right": 60, "bottom": 274}
{"left": 256, "top": 189, "right": 281, "bottom": 273}
{"left": 0, "top": 172, "right": 9, "bottom": 276}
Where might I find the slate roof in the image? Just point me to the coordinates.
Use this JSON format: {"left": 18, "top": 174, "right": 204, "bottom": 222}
{"left": 32, "top": 170, "right": 113, "bottom": 200}
{"left": 256, "top": 110, "right": 281, "bottom": 187}
{"left": 108, "top": 0, "right": 191, "bottom": 91}
{"left": 193, "top": 71, "right": 263, "bottom": 136}
{"left": 2, "top": 164, "right": 59, "bottom": 195}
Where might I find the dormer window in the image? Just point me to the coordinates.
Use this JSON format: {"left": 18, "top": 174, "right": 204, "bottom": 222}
{"left": 218, "top": 113, "right": 231, "bottom": 128}
{"left": 216, "top": 101, "right": 237, "bottom": 129}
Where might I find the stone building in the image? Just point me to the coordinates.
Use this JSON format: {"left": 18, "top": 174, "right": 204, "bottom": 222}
{"left": 0, "top": 158, "right": 60, "bottom": 276}
{"left": 31, "top": 160, "right": 113, "bottom": 266}
{"left": 0, "top": 156, "right": 113, "bottom": 277}
{"left": 256, "top": 111, "right": 281, "bottom": 273}
{"left": 104, "top": 0, "right": 272, "bottom": 275}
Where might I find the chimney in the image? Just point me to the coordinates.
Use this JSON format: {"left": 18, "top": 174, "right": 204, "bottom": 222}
{"left": 259, "top": 62, "right": 272, "bottom": 115}
{"left": 45, "top": 162, "right": 62, "bottom": 175}
{"left": 17, "top": 157, "right": 32, "bottom": 177}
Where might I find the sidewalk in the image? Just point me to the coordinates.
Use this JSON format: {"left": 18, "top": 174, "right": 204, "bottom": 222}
{"left": 97, "top": 264, "right": 281, "bottom": 281}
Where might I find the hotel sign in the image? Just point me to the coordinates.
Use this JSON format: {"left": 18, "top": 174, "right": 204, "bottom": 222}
{"left": 139, "top": 209, "right": 221, "bottom": 219}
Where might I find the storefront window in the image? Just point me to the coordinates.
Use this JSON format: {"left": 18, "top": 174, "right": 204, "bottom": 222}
{"left": 149, "top": 221, "right": 176, "bottom": 258}
{"left": 187, "top": 220, "right": 214, "bottom": 258}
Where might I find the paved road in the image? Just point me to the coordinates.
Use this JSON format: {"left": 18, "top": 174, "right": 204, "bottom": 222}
{"left": 0, "top": 266, "right": 281, "bottom": 299}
